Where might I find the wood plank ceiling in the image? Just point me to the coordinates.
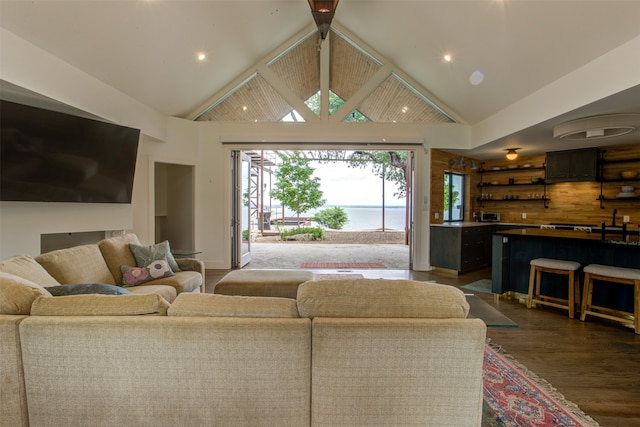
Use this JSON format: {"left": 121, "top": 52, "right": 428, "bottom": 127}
{"left": 195, "top": 29, "right": 454, "bottom": 124}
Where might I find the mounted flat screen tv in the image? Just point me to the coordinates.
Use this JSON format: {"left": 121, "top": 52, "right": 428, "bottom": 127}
{"left": 1, "top": 100, "right": 140, "bottom": 203}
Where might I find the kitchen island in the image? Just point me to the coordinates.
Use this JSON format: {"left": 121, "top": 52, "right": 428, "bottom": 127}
{"left": 492, "top": 227, "right": 639, "bottom": 313}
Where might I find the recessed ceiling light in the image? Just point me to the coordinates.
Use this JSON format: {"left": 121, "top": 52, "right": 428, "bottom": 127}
{"left": 197, "top": 53, "right": 206, "bottom": 61}
{"left": 443, "top": 54, "right": 452, "bottom": 62}
{"left": 242, "top": 105, "right": 248, "bottom": 111}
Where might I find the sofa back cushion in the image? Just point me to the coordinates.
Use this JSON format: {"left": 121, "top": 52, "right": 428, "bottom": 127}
{"left": 297, "top": 279, "right": 470, "bottom": 319}
{"left": 19, "top": 316, "right": 311, "bottom": 426}
{"left": 0, "top": 272, "right": 52, "bottom": 315}
{"left": 169, "top": 293, "right": 300, "bottom": 318}
{"left": 310, "top": 317, "right": 486, "bottom": 426}
{"left": 97, "top": 233, "right": 141, "bottom": 284}
{"left": 0, "top": 254, "right": 60, "bottom": 287}
{"left": 35, "top": 244, "right": 115, "bottom": 285}
{"left": 0, "top": 314, "right": 30, "bottom": 426}
{"left": 30, "top": 294, "right": 170, "bottom": 316}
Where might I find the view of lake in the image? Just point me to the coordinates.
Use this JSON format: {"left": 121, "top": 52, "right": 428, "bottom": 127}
{"left": 270, "top": 206, "right": 407, "bottom": 231}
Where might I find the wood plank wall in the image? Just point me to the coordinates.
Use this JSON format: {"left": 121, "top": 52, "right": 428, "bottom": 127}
{"left": 430, "top": 144, "right": 640, "bottom": 227}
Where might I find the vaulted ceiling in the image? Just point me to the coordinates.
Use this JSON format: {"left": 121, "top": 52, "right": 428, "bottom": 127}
{"left": 1, "top": 1, "right": 640, "bottom": 157}
{"left": 193, "top": 27, "right": 456, "bottom": 124}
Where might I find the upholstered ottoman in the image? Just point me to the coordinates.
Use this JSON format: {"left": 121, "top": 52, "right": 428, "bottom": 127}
{"left": 213, "top": 269, "right": 314, "bottom": 299}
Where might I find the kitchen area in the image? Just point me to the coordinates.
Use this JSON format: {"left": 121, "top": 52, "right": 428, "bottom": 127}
{"left": 430, "top": 144, "right": 640, "bottom": 314}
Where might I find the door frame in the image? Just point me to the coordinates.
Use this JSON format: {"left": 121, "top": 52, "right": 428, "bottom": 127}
{"left": 227, "top": 145, "right": 418, "bottom": 270}
{"left": 231, "top": 151, "right": 252, "bottom": 268}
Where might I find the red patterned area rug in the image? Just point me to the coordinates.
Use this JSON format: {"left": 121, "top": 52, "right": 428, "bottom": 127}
{"left": 301, "top": 262, "right": 385, "bottom": 269}
{"left": 483, "top": 344, "right": 599, "bottom": 427}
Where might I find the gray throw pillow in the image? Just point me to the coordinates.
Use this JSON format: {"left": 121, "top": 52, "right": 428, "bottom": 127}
{"left": 47, "top": 283, "right": 132, "bottom": 296}
{"left": 129, "top": 241, "right": 181, "bottom": 272}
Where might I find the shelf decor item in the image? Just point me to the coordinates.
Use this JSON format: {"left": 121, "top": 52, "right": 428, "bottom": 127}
{"left": 620, "top": 170, "right": 638, "bottom": 179}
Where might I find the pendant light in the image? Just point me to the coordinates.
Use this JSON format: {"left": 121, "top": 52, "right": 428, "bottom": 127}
{"left": 308, "top": 0, "right": 340, "bottom": 39}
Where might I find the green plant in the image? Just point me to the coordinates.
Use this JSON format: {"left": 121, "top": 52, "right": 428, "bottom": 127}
{"left": 313, "top": 207, "right": 349, "bottom": 230}
{"left": 270, "top": 151, "right": 325, "bottom": 227}
{"left": 242, "top": 229, "right": 249, "bottom": 241}
{"left": 279, "top": 227, "right": 324, "bottom": 241}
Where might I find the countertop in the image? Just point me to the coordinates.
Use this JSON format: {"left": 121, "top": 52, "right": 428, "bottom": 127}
{"left": 432, "top": 221, "right": 640, "bottom": 244}
{"left": 498, "top": 227, "right": 640, "bottom": 244}
{"left": 430, "top": 222, "right": 526, "bottom": 228}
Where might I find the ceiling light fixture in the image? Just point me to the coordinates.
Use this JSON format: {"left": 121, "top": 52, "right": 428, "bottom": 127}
{"left": 553, "top": 114, "right": 640, "bottom": 140}
{"left": 308, "top": 0, "right": 340, "bottom": 39}
{"left": 505, "top": 148, "right": 519, "bottom": 160}
{"left": 443, "top": 54, "right": 452, "bottom": 62}
{"left": 197, "top": 53, "right": 206, "bottom": 61}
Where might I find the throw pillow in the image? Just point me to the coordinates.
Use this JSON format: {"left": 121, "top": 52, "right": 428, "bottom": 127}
{"left": 47, "top": 283, "right": 132, "bottom": 296}
{"left": 121, "top": 259, "right": 174, "bottom": 287}
{"left": 129, "top": 241, "right": 181, "bottom": 272}
{"left": 0, "top": 271, "right": 53, "bottom": 315}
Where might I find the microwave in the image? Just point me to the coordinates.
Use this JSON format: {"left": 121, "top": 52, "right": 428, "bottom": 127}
{"left": 480, "top": 212, "right": 500, "bottom": 222}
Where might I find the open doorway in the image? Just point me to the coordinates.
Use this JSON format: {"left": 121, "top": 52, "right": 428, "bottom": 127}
{"left": 231, "top": 149, "right": 414, "bottom": 270}
{"left": 154, "top": 162, "right": 195, "bottom": 250}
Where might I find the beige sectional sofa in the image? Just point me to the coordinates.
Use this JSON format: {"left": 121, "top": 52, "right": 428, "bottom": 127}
{"left": 0, "top": 233, "right": 205, "bottom": 304}
{"left": 0, "top": 274, "right": 486, "bottom": 426}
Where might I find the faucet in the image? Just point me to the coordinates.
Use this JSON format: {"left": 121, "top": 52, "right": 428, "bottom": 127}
{"left": 612, "top": 208, "right": 617, "bottom": 227}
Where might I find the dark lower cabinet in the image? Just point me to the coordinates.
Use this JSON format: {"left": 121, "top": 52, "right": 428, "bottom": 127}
{"left": 431, "top": 225, "right": 496, "bottom": 273}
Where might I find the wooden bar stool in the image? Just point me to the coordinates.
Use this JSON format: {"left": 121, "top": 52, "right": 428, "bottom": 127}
{"left": 580, "top": 264, "right": 640, "bottom": 334}
{"left": 527, "top": 258, "right": 581, "bottom": 318}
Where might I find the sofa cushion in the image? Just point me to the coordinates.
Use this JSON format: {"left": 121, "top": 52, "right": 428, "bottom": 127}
{"left": 297, "top": 279, "right": 470, "bottom": 319}
{"left": 129, "top": 240, "right": 181, "bottom": 272}
{"left": 0, "top": 272, "right": 52, "bottom": 314}
{"left": 30, "top": 294, "right": 170, "bottom": 316}
{"left": 121, "top": 259, "right": 174, "bottom": 287}
{"left": 46, "top": 283, "right": 132, "bottom": 296}
{"left": 97, "top": 233, "right": 141, "bottom": 284}
{"left": 35, "top": 244, "right": 115, "bottom": 285}
{"left": 144, "top": 270, "right": 202, "bottom": 294}
{"left": 168, "top": 293, "right": 300, "bottom": 318}
{"left": 126, "top": 284, "right": 178, "bottom": 303}
{"left": 0, "top": 254, "right": 60, "bottom": 287}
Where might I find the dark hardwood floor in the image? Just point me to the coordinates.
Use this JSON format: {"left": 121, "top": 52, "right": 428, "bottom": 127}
{"left": 205, "top": 267, "right": 640, "bottom": 427}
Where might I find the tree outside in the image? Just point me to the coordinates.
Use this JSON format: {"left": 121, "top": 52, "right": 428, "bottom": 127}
{"left": 270, "top": 151, "right": 326, "bottom": 226}
{"left": 313, "top": 207, "right": 349, "bottom": 230}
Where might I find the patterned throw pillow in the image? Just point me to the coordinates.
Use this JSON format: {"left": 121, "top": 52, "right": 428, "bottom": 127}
{"left": 121, "top": 259, "right": 174, "bottom": 287}
{"left": 129, "top": 241, "right": 181, "bottom": 272}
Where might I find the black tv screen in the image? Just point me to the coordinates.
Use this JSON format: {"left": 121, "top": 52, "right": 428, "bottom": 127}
{"left": 1, "top": 100, "right": 140, "bottom": 203}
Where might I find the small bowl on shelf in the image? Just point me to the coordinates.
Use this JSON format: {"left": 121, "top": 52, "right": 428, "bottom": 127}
{"left": 620, "top": 170, "right": 638, "bottom": 179}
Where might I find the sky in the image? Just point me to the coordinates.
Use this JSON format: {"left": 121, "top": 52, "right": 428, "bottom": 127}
{"left": 308, "top": 161, "right": 405, "bottom": 207}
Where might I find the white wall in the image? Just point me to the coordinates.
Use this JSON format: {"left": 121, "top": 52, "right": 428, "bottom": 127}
{"left": 0, "top": 28, "right": 168, "bottom": 258}
{"left": 181, "top": 120, "right": 469, "bottom": 270}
